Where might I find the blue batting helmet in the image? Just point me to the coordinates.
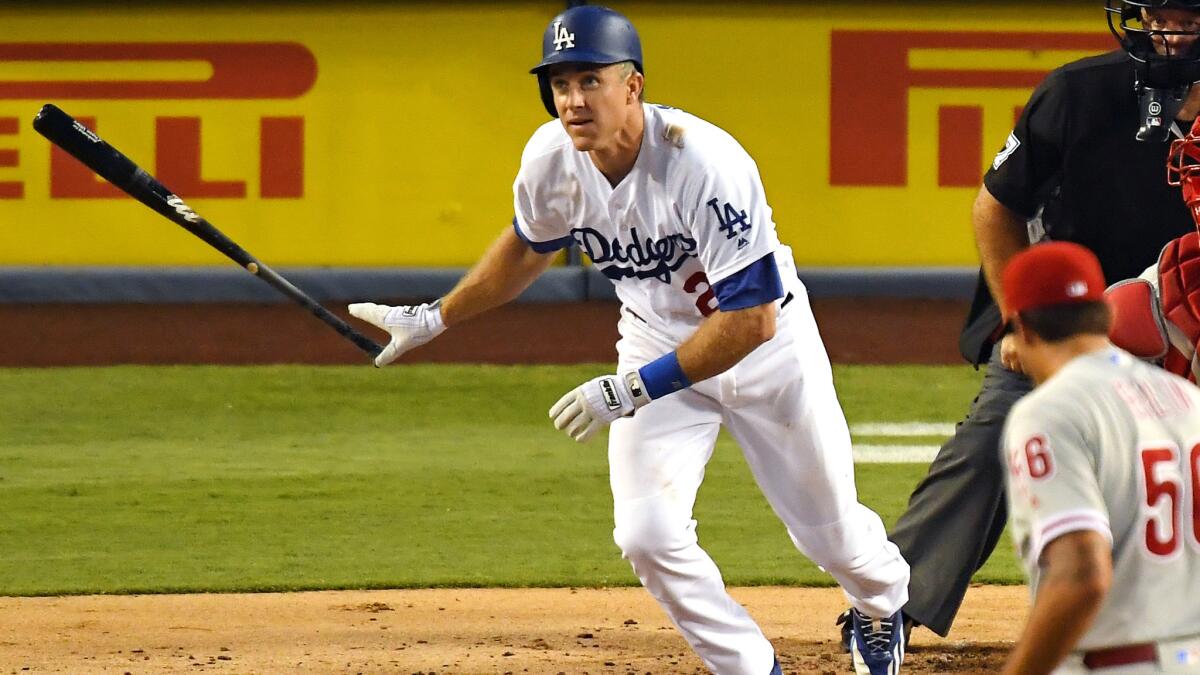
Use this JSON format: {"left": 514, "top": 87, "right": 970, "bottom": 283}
{"left": 530, "top": 5, "right": 643, "bottom": 118}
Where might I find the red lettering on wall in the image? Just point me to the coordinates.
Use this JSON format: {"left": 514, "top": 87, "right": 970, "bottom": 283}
{"left": 829, "top": 31, "right": 1112, "bottom": 186}
{"left": 260, "top": 117, "right": 304, "bottom": 198}
{"left": 47, "top": 115, "right": 306, "bottom": 200}
{"left": 938, "top": 106, "right": 983, "bottom": 187}
{"left": 0, "top": 116, "right": 19, "bottom": 198}
{"left": 50, "top": 117, "right": 126, "bottom": 198}
{"left": 155, "top": 117, "right": 246, "bottom": 198}
{"left": 0, "top": 43, "right": 316, "bottom": 99}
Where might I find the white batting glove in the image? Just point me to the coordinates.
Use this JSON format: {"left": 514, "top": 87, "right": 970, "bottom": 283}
{"left": 549, "top": 372, "right": 651, "bottom": 442}
{"left": 347, "top": 301, "right": 446, "bottom": 367}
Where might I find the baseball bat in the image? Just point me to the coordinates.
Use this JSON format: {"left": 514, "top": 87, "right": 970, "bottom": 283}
{"left": 32, "top": 103, "right": 384, "bottom": 359}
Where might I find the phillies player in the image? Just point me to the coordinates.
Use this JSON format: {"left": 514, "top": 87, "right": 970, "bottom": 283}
{"left": 1000, "top": 242, "right": 1200, "bottom": 674}
{"left": 347, "top": 5, "right": 909, "bottom": 674}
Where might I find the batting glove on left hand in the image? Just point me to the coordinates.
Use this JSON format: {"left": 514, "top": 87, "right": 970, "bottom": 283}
{"left": 347, "top": 300, "right": 446, "bottom": 367}
{"left": 549, "top": 372, "right": 651, "bottom": 443}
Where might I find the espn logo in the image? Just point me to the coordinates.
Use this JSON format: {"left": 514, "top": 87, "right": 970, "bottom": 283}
{"left": 829, "top": 31, "right": 1111, "bottom": 187}
{"left": 0, "top": 43, "right": 316, "bottom": 200}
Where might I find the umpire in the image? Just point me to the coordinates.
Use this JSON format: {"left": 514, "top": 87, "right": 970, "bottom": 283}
{"left": 840, "top": 0, "right": 1200, "bottom": 648}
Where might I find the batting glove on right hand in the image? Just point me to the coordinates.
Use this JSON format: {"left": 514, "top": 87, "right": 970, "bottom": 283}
{"left": 549, "top": 372, "right": 651, "bottom": 443}
{"left": 347, "top": 301, "right": 446, "bottom": 367}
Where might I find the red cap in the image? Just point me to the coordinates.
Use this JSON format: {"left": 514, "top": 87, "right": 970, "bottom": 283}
{"left": 1002, "top": 241, "right": 1106, "bottom": 318}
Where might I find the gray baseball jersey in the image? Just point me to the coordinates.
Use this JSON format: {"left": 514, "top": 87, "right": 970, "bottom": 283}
{"left": 1002, "top": 347, "right": 1200, "bottom": 651}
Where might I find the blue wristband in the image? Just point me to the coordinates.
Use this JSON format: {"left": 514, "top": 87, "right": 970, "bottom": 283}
{"left": 638, "top": 352, "right": 692, "bottom": 400}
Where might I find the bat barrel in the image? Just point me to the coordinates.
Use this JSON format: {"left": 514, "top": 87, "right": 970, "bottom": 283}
{"left": 32, "top": 103, "right": 385, "bottom": 360}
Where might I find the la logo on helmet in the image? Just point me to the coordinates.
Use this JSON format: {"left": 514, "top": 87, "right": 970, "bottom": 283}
{"left": 553, "top": 21, "right": 575, "bottom": 51}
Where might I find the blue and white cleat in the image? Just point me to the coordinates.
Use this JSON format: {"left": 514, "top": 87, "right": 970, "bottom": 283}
{"left": 768, "top": 657, "right": 782, "bottom": 674}
{"left": 849, "top": 608, "right": 905, "bottom": 675}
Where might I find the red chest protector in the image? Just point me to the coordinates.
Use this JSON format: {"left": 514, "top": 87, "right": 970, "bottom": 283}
{"left": 1157, "top": 232, "right": 1200, "bottom": 382}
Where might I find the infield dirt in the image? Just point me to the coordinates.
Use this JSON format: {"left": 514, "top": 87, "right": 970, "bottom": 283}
{"left": 0, "top": 585, "right": 1023, "bottom": 674}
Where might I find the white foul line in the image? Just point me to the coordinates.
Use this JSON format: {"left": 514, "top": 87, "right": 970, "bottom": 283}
{"left": 852, "top": 444, "right": 939, "bottom": 464}
{"left": 849, "top": 422, "right": 954, "bottom": 463}
{"left": 849, "top": 422, "right": 956, "bottom": 437}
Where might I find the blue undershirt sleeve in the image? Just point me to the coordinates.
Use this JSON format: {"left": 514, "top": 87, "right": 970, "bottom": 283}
{"left": 710, "top": 253, "right": 784, "bottom": 311}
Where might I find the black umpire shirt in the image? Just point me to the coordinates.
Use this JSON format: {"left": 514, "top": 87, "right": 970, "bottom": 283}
{"left": 961, "top": 49, "right": 1196, "bottom": 364}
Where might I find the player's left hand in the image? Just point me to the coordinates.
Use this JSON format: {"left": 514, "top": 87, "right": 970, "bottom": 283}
{"left": 549, "top": 372, "right": 651, "bottom": 442}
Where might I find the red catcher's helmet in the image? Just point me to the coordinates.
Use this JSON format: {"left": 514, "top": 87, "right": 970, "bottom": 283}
{"left": 1167, "top": 116, "right": 1200, "bottom": 226}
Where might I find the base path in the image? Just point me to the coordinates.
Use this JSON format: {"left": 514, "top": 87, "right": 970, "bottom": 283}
{"left": 0, "top": 585, "right": 1025, "bottom": 673}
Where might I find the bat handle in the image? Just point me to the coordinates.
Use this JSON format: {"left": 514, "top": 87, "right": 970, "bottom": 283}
{"left": 343, "top": 325, "right": 385, "bottom": 358}
{"left": 252, "top": 262, "right": 384, "bottom": 359}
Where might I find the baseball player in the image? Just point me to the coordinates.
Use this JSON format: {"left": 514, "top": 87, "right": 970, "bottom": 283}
{"left": 999, "top": 241, "right": 1200, "bottom": 674}
{"left": 1108, "top": 115, "right": 1200, "bottom": 381}
{"left": 346, "top": 6, "right": 909, "bottom": 674}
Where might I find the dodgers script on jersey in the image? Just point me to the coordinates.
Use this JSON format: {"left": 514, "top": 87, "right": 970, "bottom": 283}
{"left": 512, "top": 103, "right": 802, "bottom": 345}
{"left": 1002, "top": 348, "right": 1200, "bottom": 653}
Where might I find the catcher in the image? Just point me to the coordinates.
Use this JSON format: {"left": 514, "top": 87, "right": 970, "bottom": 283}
{"left": 1108, "top": 115, "right": 1200, "bottom": 375}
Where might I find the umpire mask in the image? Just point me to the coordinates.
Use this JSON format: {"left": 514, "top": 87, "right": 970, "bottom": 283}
{"left": 1107, "top": 0, "right": 1200, "bottom": 141}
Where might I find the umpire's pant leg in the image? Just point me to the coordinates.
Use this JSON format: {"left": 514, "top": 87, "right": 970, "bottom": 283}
{"left": 887, "top": 345, "right": 1031, "bottom": 636}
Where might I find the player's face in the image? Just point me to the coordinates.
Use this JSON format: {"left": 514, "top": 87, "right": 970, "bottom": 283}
{"left": 1141, "top": 8, "right": 1200, "bottom": 57}
{"left": 547, "top": 63, "right": 640, "bottom": 151}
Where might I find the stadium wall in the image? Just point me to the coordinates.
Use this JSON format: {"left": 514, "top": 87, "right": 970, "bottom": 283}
{"left": 0, "top": 0, "right": 1105, "bottom": 302}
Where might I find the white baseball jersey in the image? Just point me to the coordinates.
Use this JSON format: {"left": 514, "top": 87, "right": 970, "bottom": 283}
{"left": 509, "top": 103, "right": 910, "bottom": 674}
{"left": 513, "top": 102, "right": 803, "bottom": 346}
{"left": 1002, "top": 347, "right": 1200, "bottom": 651}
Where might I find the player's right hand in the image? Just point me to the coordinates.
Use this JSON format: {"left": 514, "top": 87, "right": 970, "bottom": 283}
{"left": 347, "top": 301, "right": 446, "bottom": 367}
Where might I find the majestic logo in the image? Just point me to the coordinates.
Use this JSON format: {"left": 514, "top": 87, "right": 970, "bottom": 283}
{"left": 572, "top": 226, "right": 697, "bottom": 283}
{"left": 708, "top": 198, "right": 751, "bottom": 249}
{"left": 553, "top": 21, "right": 575, "bottom": 51}
{"left": 992, "top": 132, "right": 1021, "bottom": 170}
{"left": 166, "top": 195, "right": 200, "bottom": 223}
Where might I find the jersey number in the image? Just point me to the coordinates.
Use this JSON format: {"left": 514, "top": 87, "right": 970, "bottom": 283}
{"left": 1024, "top": 435, "right": 1054, "bottom": 480}
{"left": 684, "top": 271, "right": 718, "bottom": 317}
{"left": 1138, "top": 443, "right": 1200, "bottom": 559}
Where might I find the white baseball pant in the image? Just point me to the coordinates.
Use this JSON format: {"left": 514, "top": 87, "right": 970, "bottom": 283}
{"left": 608, "top": 293, "right": 910, "bottom": 675}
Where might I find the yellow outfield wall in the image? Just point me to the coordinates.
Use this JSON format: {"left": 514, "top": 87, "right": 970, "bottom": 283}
{"left": 0, "top": 2, "right": 1110, "bottom": 267}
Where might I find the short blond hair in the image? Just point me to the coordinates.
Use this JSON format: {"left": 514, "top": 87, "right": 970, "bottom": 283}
{"left": 614, "top": 61, "right": 644, "bottom": 102}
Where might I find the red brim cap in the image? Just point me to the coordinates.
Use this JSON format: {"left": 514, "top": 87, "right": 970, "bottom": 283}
{"left": 1002, "top": 241, "right": 1106, "bottom": 318}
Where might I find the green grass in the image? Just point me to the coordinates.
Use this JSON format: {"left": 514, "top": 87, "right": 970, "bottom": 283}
{"left": 0, "top": 364, "right": 1015, "bottom": 596}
